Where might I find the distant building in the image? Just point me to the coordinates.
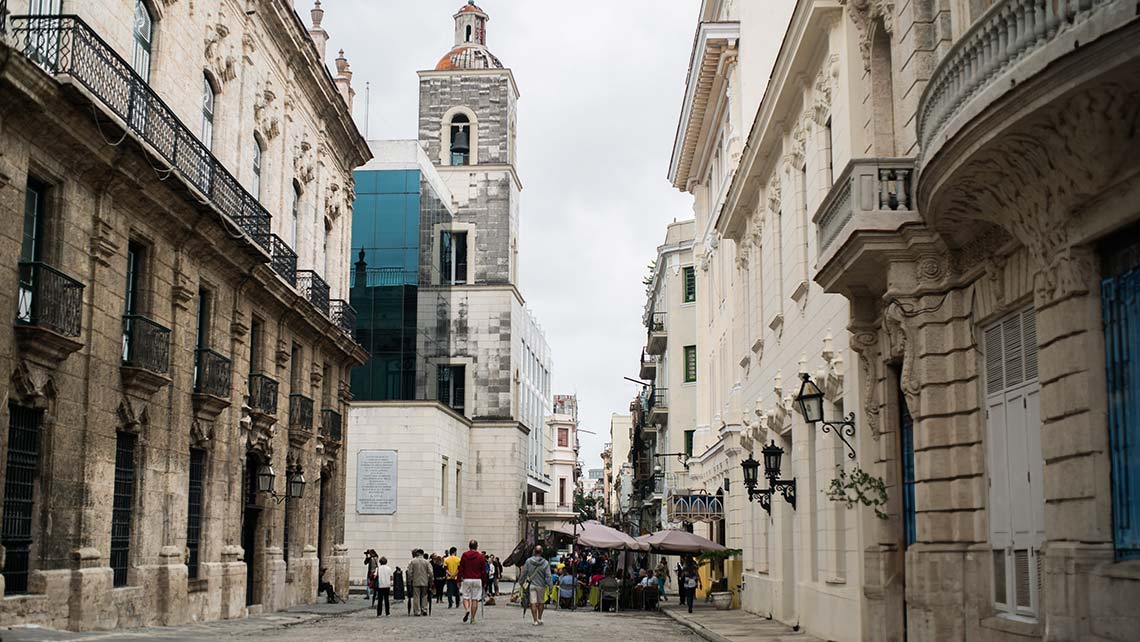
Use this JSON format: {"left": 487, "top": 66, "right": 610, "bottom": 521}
{"left": 343, "top": 2, "right": 553, "bottom": 582}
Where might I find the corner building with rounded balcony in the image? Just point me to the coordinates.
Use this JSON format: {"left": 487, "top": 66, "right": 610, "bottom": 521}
{"left": 0, "top": 0, "right": 370, "bottom": 630}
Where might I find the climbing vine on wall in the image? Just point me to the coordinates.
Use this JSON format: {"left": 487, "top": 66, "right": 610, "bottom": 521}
{"left": 825, "top": 466, "right": 890, "bottom": 520}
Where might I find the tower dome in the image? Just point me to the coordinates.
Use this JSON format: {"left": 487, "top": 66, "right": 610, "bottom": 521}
{"left": 435, "top": 1, "right": 504, "bottom": 70}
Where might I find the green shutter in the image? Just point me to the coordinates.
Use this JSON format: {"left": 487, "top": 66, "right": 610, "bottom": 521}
{"left": 684, "top": 345, "right": 697, "bottom": 382}
{"left": 683, "top": 266, "right": 696, "bottom": 303}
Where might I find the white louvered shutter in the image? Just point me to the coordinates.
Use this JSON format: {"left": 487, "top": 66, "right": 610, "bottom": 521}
{"left": 984, "top": 308, "right": 1043, "bottom": 618}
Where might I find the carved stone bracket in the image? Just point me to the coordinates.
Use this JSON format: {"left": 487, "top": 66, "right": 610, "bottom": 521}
{"left": 850, "top": 327, "right": 882, "bottom": 439}
{"left": 117, "top": 397, "right": 148, "bottom": 435}
{"left": 275, "top": 338, "right": 290, "bottom": 370}
{"left": 884, "top": 302, "right": 919, "bottom": 417}
{"left": 253, "top": 79, "right": 281, "bottom": 141}
{"left": 242, "top": 403, "right": 276, "bottom": 459}
{"left": 841, "top": 0, "right": 895, "bottom": 72}
{"left": 11, "top": 360, "right": 58, "bottom": 409}
{"left": 190, "top": 419, "right": 214, "bottom": 449}
{"left": 293, "top": 134, "right": 315, "bottom": 185}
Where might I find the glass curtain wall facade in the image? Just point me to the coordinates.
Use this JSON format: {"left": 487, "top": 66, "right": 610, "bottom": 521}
{"left": 350, "top": 169, "right": 420, "bottom": 400}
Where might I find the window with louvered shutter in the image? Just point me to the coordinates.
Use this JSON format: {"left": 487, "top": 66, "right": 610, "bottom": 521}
{"left": 984, "top": 307, "right": 1044, "bottom": 618}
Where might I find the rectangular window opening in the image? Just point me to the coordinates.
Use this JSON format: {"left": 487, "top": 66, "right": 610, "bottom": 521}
{"left": 111, "top": 431, "right": 138, "bottom": 587}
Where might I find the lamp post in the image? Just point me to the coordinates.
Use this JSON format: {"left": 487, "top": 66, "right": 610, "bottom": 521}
{"left": 740, "top": 441, "right": 796, "bottom": 515}
{"left": 795, "top": 373, "right": 857, "bottom": 459}
{"left": 259, "top": 464, "right": 306, "bottom": 504}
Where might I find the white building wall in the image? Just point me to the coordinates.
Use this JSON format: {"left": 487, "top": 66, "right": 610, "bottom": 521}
{"left": 344, "top": 402, "right": 469, "bottom": 583}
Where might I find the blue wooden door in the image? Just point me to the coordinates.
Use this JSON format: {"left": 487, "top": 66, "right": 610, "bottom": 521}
{"left": 900, "top": 387, "right": 917, "bottom": 548}
{"left": 1104, "top": 267, "right": 1140, "bottom": 560}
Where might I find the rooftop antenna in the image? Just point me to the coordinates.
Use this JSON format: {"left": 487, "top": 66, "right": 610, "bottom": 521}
{"left": 363, "top": 81, "right": 371, "bottom": 139}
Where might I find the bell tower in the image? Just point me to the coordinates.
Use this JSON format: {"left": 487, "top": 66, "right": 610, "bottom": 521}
{"left": 453, "top": 0, "right": 488, "bottom": 47}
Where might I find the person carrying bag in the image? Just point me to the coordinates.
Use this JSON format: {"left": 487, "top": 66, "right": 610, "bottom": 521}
{"left": 519, "top": 545, "right": 553, "bottom": 626}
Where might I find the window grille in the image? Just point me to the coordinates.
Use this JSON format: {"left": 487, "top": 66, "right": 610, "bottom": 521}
{"left": 111, "top": 432, "right": 137, "bottom": 587}
{"left": 2, "top": 403, "right": 42, "bottom": 594}
{"left": 186, "top": 448, "right": 205, "bottom": 580}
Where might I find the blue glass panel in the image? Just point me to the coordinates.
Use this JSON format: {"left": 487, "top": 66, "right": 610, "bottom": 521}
{"left": 406, "top": 170, "right": 421, "bottom": 193}
{"left": 1104, "top": 268, "right": 1140, "bottom": 560}
{"left": 377, "top": 170, "right": 406, "bottom": 194}
{"left": 901, "top": 391, "right": 917, "bottom": 549}
{"left": 354, "top": 170, "right": 379, "bottom": 195}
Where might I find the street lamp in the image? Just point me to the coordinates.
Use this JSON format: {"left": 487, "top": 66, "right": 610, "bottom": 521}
{"left": 259, "top": 464, "right": 306, "bottom": 504}
{"left": 653, "top": 452, "right": 689, "bottom": 469}
{"left": 795, "top": 373, "right": 857, "bottom": 459}
{"left": 741, "top": 441, "right": 796, "bottom": 515}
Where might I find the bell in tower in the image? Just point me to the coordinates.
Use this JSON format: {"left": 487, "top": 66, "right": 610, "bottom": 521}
{"left": 450, "top": 114, "right": 471, "bottom": 166}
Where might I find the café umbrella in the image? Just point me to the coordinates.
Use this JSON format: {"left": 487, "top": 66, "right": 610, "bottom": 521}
{"left": 548, "top": 520, "right": 647, "bottom": 551}
{"left": 634, "top": 529, "right": 727, "bottom": 555}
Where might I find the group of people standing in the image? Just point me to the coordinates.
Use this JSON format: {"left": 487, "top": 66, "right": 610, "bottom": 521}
{"left": 363, "top": 540, "right": 501, "bottom": 624}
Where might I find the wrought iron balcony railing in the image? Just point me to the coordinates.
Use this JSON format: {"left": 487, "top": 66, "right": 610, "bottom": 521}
{"left": 329, "top": 299, "right": 356, "bottom": 336}
{"left": 649, "top": 387, "right": 668, "bottom": 410}
{"left": 122, "top": 314, "right": 171, "bottom": 374}
{"left": 248, "top": 373, "right": 278, "bottom": 416}
{"left": 193, "top": 348, "right": 232, "bottom": 399}
{"left": 289, "top": 393, "right": 314, "bottom": 429}
{"left": 297, "top": 270, "right": 330, "bottom": 317}
{"left": 650, "top": 311, "right": 666, "bottom": 333}
{"left": 16, "top": 261, "right": 85, "bottom": 337}
{"left": 321, "top": 408, "right": 342, "bottom": 442}
{"left": 9, "top": 15, "right": 272, "bottom": 253}
{"left": 268, "top": 234, "right": 297, "bottom": 287}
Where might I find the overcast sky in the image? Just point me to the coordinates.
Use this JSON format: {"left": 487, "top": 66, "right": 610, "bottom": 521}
{"left": 322, "top": 1, "right": 698, "bottom": 472}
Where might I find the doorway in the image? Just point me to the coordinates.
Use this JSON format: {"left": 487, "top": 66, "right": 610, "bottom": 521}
{"left": 241, "top": 454, "right": 262, "bottom": 607}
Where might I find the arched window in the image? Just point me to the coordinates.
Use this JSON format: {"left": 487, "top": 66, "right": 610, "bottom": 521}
{"left": 450, "top": 114, "right": 470, "bottom": 166}
{"left": 132, "top": 0, "right": 154, "bottom": 82}
{"left": 201, "top": 74, "right": 216, "bottom": 148}
{"left": 291, "top": 181, "right": 302, "bottom": 249}
{"left": 252, "top": 135, "right": 264, "bottom": 201}
{"left": 465, "top": 25, "right": 472, "bottom": 42}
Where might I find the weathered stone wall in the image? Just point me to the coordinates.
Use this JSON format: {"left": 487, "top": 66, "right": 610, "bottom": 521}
{"left": 0, "top": 0, "right": 364, "bottom": 631}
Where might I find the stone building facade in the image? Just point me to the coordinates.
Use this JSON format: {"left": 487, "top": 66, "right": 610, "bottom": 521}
{"left": 659, "top": 0, "right": 1140, "bottom": 641}
{"left": 0, "top": 0, "right": 367, "bottom": 630}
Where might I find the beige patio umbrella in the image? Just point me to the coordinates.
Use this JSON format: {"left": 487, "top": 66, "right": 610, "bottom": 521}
{"left": 549, "top": 520, "right": 648, "bottom": 551}
{"left": 635, "top": 529, "right": 727, "bottom": 554}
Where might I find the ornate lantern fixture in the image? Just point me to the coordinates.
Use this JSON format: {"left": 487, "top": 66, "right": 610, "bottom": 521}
{"left": 795, "top": 373, "right": 857, "bottom": 459}
{"left": 741, "top": 441, "right": 796, "bottom": 515}
{"left": 288, "top": 467, "right": 306, "bottom": 499}
{"left": 256, "top": 463, "right": 275, "bottom": 494}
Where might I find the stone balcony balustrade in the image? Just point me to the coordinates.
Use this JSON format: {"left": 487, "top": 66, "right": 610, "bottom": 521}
{"left": 813, "top": 157, "right": 923, "bottom": 296}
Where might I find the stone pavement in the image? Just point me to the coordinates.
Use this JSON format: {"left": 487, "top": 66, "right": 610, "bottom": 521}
{"left": 660, "top": 603, "right": 824, "bottom": 642}
{"left": 0, "top": 596, "right": 700, "bottom": 641}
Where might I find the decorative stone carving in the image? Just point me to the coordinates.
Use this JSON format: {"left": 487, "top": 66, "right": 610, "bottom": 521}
{"left": 90, "top": 216, "right": 119, "bottom": 267}
{"left": 293, "top": 134, "right": 315, "bottom": 184}
{"left": 850, "top": 329, "right": 881, "bottom": 439}
{"left": 811, "top": 55, "right": 839, "bottom": 126}
{"left": 936, "top": 84, "right": 1139, "bottom": 305}
{"left": 204, "top": 19, "right": 238, "bottom": 83}
{"left": 117, "top": 397, "right": 148, "bottom": 435}
{"left": 916, "top": 254, "right": 944, "bottom": 283}
{"left": 253, "top": 79, "right": 280, "bottom": 141}
{"left": 326, "top": 182, "right": 344, "bottom": 220}
{"left": 242, "top": 403, "right": 275, "bottom": 458}
{"left": 11, "top": 360, "right": 57, "bottom": 407}
{"left": 842, "top": 0, "right": 895, "bottom": 72}
{"left": 276, "top": 338, "right": 290, "bottom": 369}
{"left": 766, "top": 176, "right": 782, "bottom": 214}
{"left": 190, "top": 419, "right": 214, "bottom": 449}
{"left": 884, "top": 302, "right": 919, "bottom": 416}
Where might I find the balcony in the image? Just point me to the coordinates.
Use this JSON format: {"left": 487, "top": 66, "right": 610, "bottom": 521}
{"left": 647, "top": 387, "right": 668, "bottom": 426}
{"left": 9, "top": 15, "right": 271, "bottom": 254}
{"left": 121, "top": 314, "right": 171, "bottom": 396}
{"left": 667, "top": 492, "right": 724, "bottom": 524}
{"left": 321, "top": 407, "right": 342, "bottom": 443}
{"left": 526, "top": 502, "right": 576, "bottom": 520}
{"left": 329, "top": 299, "right": 356, "bottom": 336}
{"left": 639, "top": 348, "right": 658, "bottom": 381}
{"left": 14, "top": 261, "right": 85, "bottom": 367}
{"left": 914, "top": 0, "right": 1138, "bottom": 244}
{"left": 288, "top": 393, "right": 314, "bottom": 446}
{"left": 248, "top": 373, "right": 279, "bottom": 418}
{"left": 646, "top": 311, "right": 667, "bottom": 355}
{"left": 268, "top": 235, "right": 297, "bottom": 288}
{"left": 813, "top": 158, "right": 923, "bottom": 296}
{"left": 192, "top": 348, "right": 232, "bottom": 418}
{"left": 296, "top": 270, "right": 330, "bottom": 317}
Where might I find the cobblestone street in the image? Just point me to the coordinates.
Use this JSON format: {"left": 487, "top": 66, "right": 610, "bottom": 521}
{"left": 1, "top": 601, "right": 703, "bottom": 642}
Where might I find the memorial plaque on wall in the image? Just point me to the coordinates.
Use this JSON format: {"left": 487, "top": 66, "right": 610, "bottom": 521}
{"left": 356, "top": 450, "right": 398, "bottom": 514}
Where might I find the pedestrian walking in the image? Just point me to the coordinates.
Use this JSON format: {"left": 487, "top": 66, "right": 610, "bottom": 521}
{"left": 407, "top": 549, "right": 433, "bottom": 616}
{"left": 364, "top": 549, "right": 378, "bottom": 603}
{"left": 519, "top": 545, "right": 552, "bottom": 626}
{"left": 655, "top": 558, "right": 670, "bottom": 601}
{"left": 432, "top": 553, "right": 447, "bottom": 603}
{"left": 375, "top": 557, "right": 393, "bottom": 617}
{"left": 493, "top": 555, "right": 504, "bottom": 595}
{"left": 458, "top": 539, "right": 486, "bottom": 623}
{"left": 444, "top": 546, "right": 461, "bottom": 608}
{"left": 681, "top": 567, "right": 699, "bottom": 613}
{"left": 485, "top": 554, "right": 498, "bottom": 598}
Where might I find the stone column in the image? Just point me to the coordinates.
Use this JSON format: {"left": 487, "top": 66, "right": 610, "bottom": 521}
{"left": 154, "top": 545, "right": 188, "bottom": 626}
{"left": 67, "top": 547, "right": 115, "bottom": 631}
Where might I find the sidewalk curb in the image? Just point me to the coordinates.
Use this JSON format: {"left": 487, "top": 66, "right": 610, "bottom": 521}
{"left": 660, "top": 608, "right": 734, "bottom": 642}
